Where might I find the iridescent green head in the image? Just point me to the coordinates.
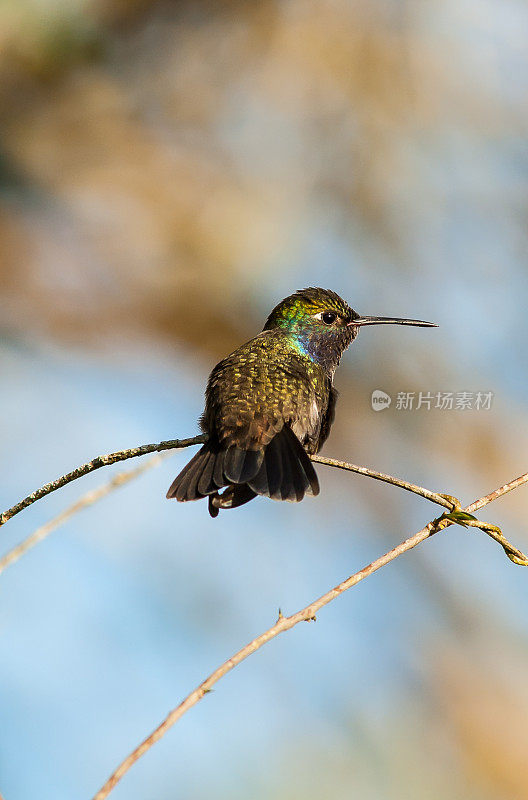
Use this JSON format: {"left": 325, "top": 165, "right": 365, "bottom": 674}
{"left": 263, "top": 288, "right": 356, "bottom": 373}
{"left": 263, "top": 287, "right": 436, "bottom": 375}
{"left": 264, "top": 287, "right": 354, "bottom": 333}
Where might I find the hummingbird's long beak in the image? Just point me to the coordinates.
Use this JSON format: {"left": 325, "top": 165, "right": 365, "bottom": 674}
{"left": 348, "top": 315, "right": 437, "bottom": 328}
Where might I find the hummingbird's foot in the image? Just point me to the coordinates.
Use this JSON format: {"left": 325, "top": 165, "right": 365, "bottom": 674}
{"left": 208, "top": 485, "right": 258, "bottom": 517}
{"left": 208, "top": 494, "right": 220, "bottom": 518}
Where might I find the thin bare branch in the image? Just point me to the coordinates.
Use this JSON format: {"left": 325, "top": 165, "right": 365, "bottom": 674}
{"left": 92, "top": 472, "right": 528, "bottom": 800}
{"left": 311, "top": 454, "right": 453, "bottom": 509}
{"left": 314, "top": 457, "right": 528, "bottom": 560}
{"left": 2, "top": 435, "right": 526, "bottom": 563}
{"left": 0, "top": 436, "right": 206, "bottom": 528}
{"left": 0, "top": 453, "right": 172, "bottom": 576}
{"left": 2, "top": 434, "right": 525, "bottom": 566}
{"left": 0, "top": 436, "right": 457, "bottom": 532}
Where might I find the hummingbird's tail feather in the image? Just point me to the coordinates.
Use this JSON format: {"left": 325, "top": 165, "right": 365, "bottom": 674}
{"left": 213, "top": 449, "right": 226, "bottom": 489}
{"left": 277, "top": 434, "right": 294, "bottom": 501}
{"left": 282, "top": 432, "right": 311, "bottom": 501}
{"left": 283, "top": 425, "right": 320, "bottom": 499}
{"left": 167, "top": 427, "right": 319, "bottom": 511}
{"left": 223, "top": 446, "right": 265, "bottom": 484}
{"left": 248, "top": 425, "right": 320, "bottom": 502}
{"left": 263, "top": 434, "right": 283, "bottom": 499}
{"left": 271, "top": 427, "right": 308, "bottom": 501}
{"left": 197, "top": 449, "right": 217, "bottom": 496}
{"left": 166, "top": 444, "right": 227, "bottom": 501}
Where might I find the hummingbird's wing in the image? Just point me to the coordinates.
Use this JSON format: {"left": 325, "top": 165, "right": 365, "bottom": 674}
{"left": 315, "top": 385, "right": 338, "bottom": 452}
{"left": 168, "top": 332, "right": 327, "bottom": 509}
{"left": 202, "top": 333, "right": 325, "bottom": 502}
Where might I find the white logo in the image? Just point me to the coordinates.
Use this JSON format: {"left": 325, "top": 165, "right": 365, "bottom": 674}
{"left": 371, "top": 389, "right": 392, "bottom": 411}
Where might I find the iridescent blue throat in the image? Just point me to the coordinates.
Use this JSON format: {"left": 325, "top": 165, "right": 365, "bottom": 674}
{"left": 287, "top": 326, "right": 351, "bottom": 377}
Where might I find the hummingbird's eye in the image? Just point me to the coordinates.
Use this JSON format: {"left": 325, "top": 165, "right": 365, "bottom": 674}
{"left": 321, "top": 311, "right": 337, "bottom": 325}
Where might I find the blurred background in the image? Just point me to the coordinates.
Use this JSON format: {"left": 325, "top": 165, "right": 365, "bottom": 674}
{"left": 1, "top": 1, "right": 527, "bottom": 798}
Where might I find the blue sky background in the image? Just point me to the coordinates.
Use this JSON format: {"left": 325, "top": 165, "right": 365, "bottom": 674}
{"left": 1, "top": 1, "right": 528, "bottom": 799}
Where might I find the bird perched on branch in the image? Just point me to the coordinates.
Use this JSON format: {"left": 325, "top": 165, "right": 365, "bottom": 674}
{"left": 167, "top": 287, "right": 435, "bottom": 517}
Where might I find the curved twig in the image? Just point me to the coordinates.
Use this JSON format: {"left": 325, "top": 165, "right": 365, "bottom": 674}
{"left": 92, "top": 472, "right": 528, "bottom": 800}
{"left": 0, "top": 453, "right": 173, "bottom": 576}
{"left": 0, "top": 436, "right": 206, "bottom": 528}
{"left": 2, "top": 438, "right": 526, "bottom": 565}
{"left": 2, "top": 436, "right": 526, "bottom": 567}
{"left": 0, "top": 436, "right": 454, "bottom": 531}
{"left": 311, "top": 454, "right": 453, "bottom": 508}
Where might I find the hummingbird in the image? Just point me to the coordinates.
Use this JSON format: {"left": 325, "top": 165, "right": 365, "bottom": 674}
{"left": 167, "top": 287, "right": 436, "bottom": 517}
